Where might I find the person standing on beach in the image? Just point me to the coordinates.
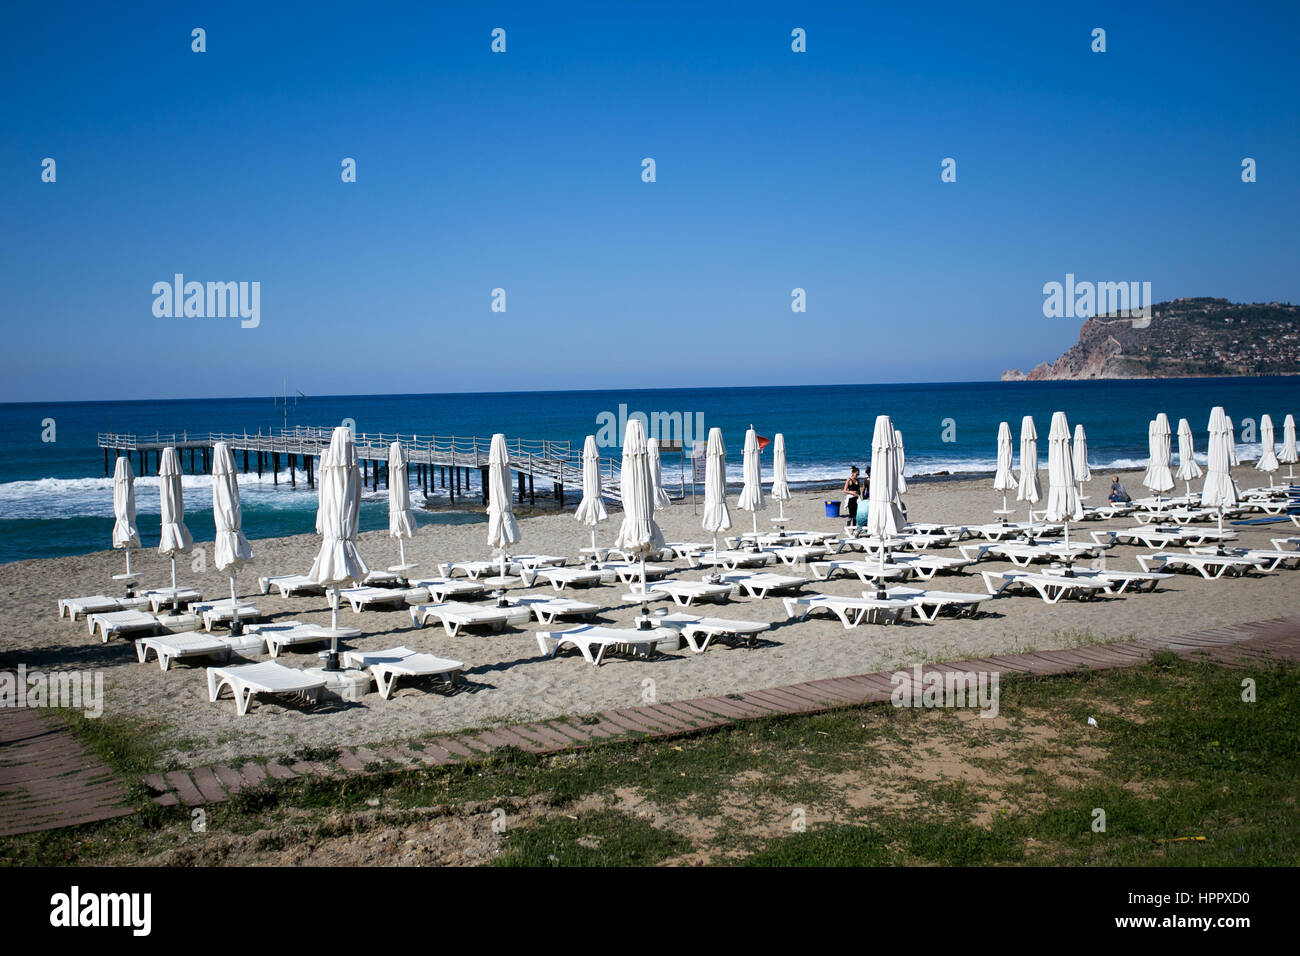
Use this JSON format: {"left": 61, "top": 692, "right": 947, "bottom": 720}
{"left": 842, "top": 466, "right": 864, "bottom": 529}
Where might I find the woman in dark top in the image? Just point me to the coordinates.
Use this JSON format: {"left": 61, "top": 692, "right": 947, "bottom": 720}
{"left": 842, "top": 466, "right": 864, "bottom": 529}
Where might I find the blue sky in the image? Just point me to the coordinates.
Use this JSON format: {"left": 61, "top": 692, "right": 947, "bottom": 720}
{"left": 3, "top": 0, "right": 1298, "bottom": 402}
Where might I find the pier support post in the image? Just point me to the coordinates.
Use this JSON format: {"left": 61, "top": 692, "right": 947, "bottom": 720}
{"left": 440, "top": 466, "right": 446, "bottom": 489}
{"left": 243, "top": 449, "right": 249, "bottom": 472}
{"left": 273, "top": 453, "right": 279, "bottom": 486}
{"left": 556, "top": 481, "right": 563, "bottom": 506}
{"left": 257, "top": 452, "right": 263, "bottom": 478}
{"left": 481, "top": 467, "right": 489, "bottom": 504}
{"left": 104, "top": 448, "right": 110, "bottom": 475}
{"left": 307, "top": 456, "right": 313, "bottom": 488}
{"left": 290, "top": 454, "right": 295, "bottom": 487}
{"left": 529, "top": 472, "right": 535, "bottom": 506}
{"left": 518, "top": 470, "right": 525, "bottom": 503}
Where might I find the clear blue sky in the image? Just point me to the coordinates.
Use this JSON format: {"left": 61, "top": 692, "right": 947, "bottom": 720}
{"left": 3, "top": 0, "right": 1298, "bottom": 402}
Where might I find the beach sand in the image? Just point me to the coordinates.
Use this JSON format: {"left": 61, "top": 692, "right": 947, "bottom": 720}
{"left": 2, "top": 465, "right": 1295, "bottom": 769}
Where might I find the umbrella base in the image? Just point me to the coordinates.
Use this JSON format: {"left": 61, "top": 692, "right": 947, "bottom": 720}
{"left": 481, "top": 575, "right": 521, "bottom": 587}
{"left": 388, "top": 562, "right": 419, "bottom": 573}
{"left": 305, "top": 666, "right": 371, "bottom": 702}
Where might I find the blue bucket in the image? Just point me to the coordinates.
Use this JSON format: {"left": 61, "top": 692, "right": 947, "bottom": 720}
{"left": 824, "top": 500, "right": 839, "bottom": 518}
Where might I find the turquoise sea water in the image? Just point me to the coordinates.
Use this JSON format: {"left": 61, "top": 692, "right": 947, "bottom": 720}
{"left": 2, "top": 378, "right": 1297, "bottom": 563}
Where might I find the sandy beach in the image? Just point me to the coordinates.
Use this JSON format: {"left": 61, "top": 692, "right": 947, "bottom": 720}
{"left": 2, "top": 464, "right": 1295, "bottom": 770}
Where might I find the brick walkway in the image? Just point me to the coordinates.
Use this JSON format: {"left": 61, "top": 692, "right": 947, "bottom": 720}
{"left": 0, "top": 708, "right": 134, "bottom": 837}
{"left": 137, "top": 613, "right": 1300, "bottom": 808}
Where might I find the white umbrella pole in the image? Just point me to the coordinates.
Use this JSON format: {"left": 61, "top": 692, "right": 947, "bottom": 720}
{"left": 125, "top": 549, "right": 132, "bottom": 577}
{"left": 779, "top": 499, "right": 786, "bottom": 520}
{"left": 229, "top": 574, "right": 237, "bottom": 605}
{"left": 640, "top": 554, "right": 647, "bottom": 595}
{"left": 399, "top": 538, "right": 408, "bottom": 566}
{"left": 170, "top": 555, "right": 177, "bottom": 593}
{"left": 712, "top": 534, "right": 718, "bottom": 562}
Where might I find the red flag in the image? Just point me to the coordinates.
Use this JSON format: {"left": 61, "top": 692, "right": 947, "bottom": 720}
{"left": 757, "top": 434, "right": 771, "bottom": 452}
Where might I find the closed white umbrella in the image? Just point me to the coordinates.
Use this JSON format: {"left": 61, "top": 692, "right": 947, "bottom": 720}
{"left": 701, "top": 427, "right": 731, "bottom": 561}
{"left": 893, "top": 429, "right": 907, "bottom": 496}
{"left": 1256, "top": 414, "right": 1279, "bottom": 487}
{"left": 866, "top": 415, "right": 905, "bottom": 596}
{"left": 309, "top": 425, "right": 370, "bottom": 664}
{"left": 1281, "top": 414, "right": 1299, "bottom": 481}
{"left": 157, "top": 447, "right": 192, "bottom": 612}
{"left": 993, "top": 421, "right": 1015, "bottom": 518}
{"left": 486, "top": 433, "right": 521, "bottom": 583}
{"left": 1202, "top": 406, "right": 1238, "bottom": 551}
{"left": 737, "top": 427, "right": 766, "bottom": 535}
{"left": 111, "top": 456, "right": 140, "bottom": 584}
{"left": 1143, "top": 413, "right": 1175, "bottom": 500}
{"left": 1175, "top": 417, "right": 1203, "bottom": 499}
{"left": 613, "top": 417, "right": 665, "bottom": 596}
{"left": 648, "top": 438, "right": 672, "bottom": 511}
{"left": 770, "top": 433, "right": 791, "bottom": 520}
{"left": 1045, "top": 412, "right": 1083, "bottom": 553}
{"left": 387, "top": 441, "right": 418, "bottom": 570}
{"left": 212, "top": 442, "right": 253, "bottom": 630}
{"left": 1016, "top": 416, "right": 1041, "bottom": 528}
{"left": 1072, "top": 423, "right": 1091, "bottom": 500}
{"left": 1227, "top": 417, "right": 1238, "bottom": 466}
{"left": 575, "top": 435, "right": 609, "bottom": 562}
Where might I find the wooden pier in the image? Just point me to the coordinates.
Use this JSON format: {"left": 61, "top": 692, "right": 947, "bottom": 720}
{"left": 97, "top": 427, "right": 623, "bottom": 506}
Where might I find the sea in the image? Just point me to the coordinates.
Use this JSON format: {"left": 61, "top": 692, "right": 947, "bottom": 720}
{"left": 2, "top": 378, "right": 1298, "bottom": 564}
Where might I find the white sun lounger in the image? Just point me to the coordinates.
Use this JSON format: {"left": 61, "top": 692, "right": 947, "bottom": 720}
{"left": 142, "top": 587, "right": 203, "bottom": 613}
{"left": 506, "top": 596, "right": 601, "bottom": 624}
{"left": 985, "top": 541, "right": 1101, "bottom": 567}
{"left": 601, "top": 562, "right": 673, "bottom": 585}
{"left": 437, "top": 560, "right": 499, "bottom": 580}
{"left": 340, "top": 646, "right": 464, "bottom": 700}
{"left": 890, "top": 553, "right": 975, "bottom": 580}
{"left": 710, "top": 570, "right": 806, "bottom": 598}
{"left": 510, "top": 554, "right": 569, "bottom": 570}
{"left": 87, "top": 609, "right": 164, "bottom": 642}
{"left": 761, "top": 544, "right": 831, "bottom": 566}
{"left": 657, "top": 612, "right": 770, "bottom": 652}
{"left": 964, "top": 522, "right": 1058, "bottom": 542}
{"left": 662, "top": 541, "right": 715, "bottom": 560}
{"left": 897, "top": 532, "right": 957, "bottom": 550}
{"left": 808, "top": 559, "right": 913, "bottom": 582}
{"left": 245, "top": 620, "right": 359, "bottom": 659}
{"left": 207, "top": 661, "right": 326, "bottom": 716}
{"left": 1188, "top": 546, "right": 1300, "bottom": 572}
{"left": 980, "top": 569, "right": 1110, "bottom": 603}
{"left": 135, "top": 632, "right": 233, "bottom": 670}
{"left": 536, "top": 625, "right": 674, "bottom": 665}
{"left": 410, "top": 577, "right": 487, "bottom": 603}
{"left": 1136, "top": 552, "right": 1263, "bottom": 580}
{"left": 1270, "top": 536, "right": 1300, "bottom": 552}
{"left": 58, "top": 594, "right": 148, "bottom": 620}
{"left": 1038, "top": 566, "right": 1174, "bottom": 594}
{"left": 192, "top": 600, "right": 263, "bottom": 632}
{"left": 522, "top": 566, "right": 608, "bottom": 590}
{"left": 1175, "top": 528, "right": 1239, "bottom": 547}
{"left": 880, "top": 587, "right": 987, "bottom": 621}
{"left": 625, "top": 579, "right": 734, "bottom": 607}
{"left": 258, "top": 574, "right": 327, "bottom": 597}
{"left": 338, "top": 586, "right": 422, "bottom": 612}
{"left": 687, "top": 549, "right": 774, "bottom": 570}
{"left": 782, "top": 594, "right": 913, "bottom": 628}
{"left": 409, "top": 601, "right": 531, "bottom": 636}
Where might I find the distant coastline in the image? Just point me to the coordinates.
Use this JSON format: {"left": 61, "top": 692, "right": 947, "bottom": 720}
{"left": 1004, "top": 298, "right": 1300, "bottom": 382}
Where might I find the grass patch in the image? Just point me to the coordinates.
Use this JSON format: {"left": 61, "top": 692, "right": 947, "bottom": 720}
{"left": 495, "top": 809, "right": 690, "bottom": 866}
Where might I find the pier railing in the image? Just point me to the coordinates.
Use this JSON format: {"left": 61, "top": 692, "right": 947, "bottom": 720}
{"left": 97, "top": 428, "right": 623, "bottom": 502}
